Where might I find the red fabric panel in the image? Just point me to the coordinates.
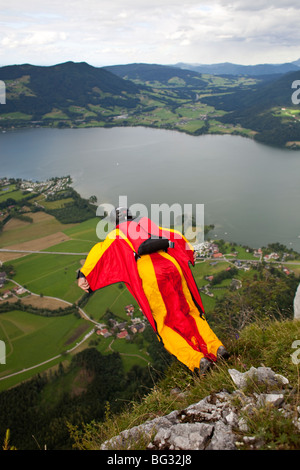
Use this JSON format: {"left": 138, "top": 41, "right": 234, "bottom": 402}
{"left": 85, "top": 237, "right": 157, "bottom": 331}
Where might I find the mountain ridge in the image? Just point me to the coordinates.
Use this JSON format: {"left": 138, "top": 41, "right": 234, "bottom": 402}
{"left": 1, "top": 60, "right": 300, "bottom": 148}
{"left": 174, "top": 59, "right": 300, "bottom": 76}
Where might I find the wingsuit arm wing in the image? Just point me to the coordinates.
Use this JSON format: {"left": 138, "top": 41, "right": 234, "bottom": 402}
{"left": 79, "top": 229, "right": 157, "bottom": 331}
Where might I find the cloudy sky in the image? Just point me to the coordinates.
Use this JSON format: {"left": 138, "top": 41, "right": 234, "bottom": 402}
{"left": 1, "top": 0, "right": 300, "bottom": 67}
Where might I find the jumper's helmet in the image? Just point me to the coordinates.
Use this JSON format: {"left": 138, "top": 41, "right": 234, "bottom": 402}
{"left": 110, "top": 207, "right": 134, "bottom": 225}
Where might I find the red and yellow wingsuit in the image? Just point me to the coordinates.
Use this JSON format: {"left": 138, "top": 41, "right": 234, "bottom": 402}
{"left": 79, "top": 217, "right": 223, "bottom": 372}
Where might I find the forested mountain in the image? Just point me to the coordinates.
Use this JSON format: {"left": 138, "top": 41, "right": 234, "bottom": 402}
{"left": 0, "top": 61, "right": 300, "bottom": 147}
{"left": 202, "top": 70, "right": 299, "bottom": 111}
{"left": 201, "top": 70, "right": 300, "bottom": 146}
{"left": 104, "top": 63, "right": 208, "bottom": 86}
{"left": 0, "top": 61, "right": 141, "bottom": 120}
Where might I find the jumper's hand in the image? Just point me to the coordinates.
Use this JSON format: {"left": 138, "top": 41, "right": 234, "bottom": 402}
{"left": 78, "top": 276, "right": 90, "bottom": 293}
{"left": 193, "top": 251, "right": 197, "bottom": 263}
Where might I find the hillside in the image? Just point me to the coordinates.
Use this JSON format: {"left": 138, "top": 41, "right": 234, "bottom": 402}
{"left": 1, "top": 61, "right": 300, "bottom": 147}
{"left": 0, "top": 61, "right": 141, "bottom": 124}
{"left": 202, "top": 70, "right": 300, "bottom": 147}
{"left": 104, "top": 62, "right": 208, "bottom": 87}
{"left": 175, "top": 59, "right": 300, "bottom": 76}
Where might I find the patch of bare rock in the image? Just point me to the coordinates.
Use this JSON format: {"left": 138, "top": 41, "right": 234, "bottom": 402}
{"left": 100, "top": 366, "right": 299, "bottom": 451}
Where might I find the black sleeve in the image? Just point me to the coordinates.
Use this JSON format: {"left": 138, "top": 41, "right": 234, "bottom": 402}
{"left": 76, "top": 270, "right": 86, "bottom": 279}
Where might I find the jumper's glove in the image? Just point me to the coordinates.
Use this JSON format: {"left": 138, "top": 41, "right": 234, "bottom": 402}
{"left": 77, "top": 271, "right": 91, "bottom": 293}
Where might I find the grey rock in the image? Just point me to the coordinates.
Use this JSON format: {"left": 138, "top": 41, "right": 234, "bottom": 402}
{"left": 100, "top": 366, "right": 291, "bottom": 451}
{"left": 294, "top": 283, "right": 300, "bottom": 319}
{"left": 154, "top": 422, "right": 214, "bottom": 450}
{"left": 206, "top": 420, "right": 236, "bottom": 450}
{"left": 228, "top": 366, "right": 289, "bottom": 389}
{"left": 256, "top": 393, "right": 285, "bottom": 407}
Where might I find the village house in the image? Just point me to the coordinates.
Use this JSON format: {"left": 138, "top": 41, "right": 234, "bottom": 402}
{"left": 12, "top": 286, "right": 27, "bottom": 296}
{"left": 97, "top": 328, "right": 112, "bottom": 338}
{"left": 117, "top": 330, "right": 130, "bottom": 340}
{"left": 124, "top": 304, "right": 135, "bottom": 316}
{"left": 0, "top": 272, "right": 6, "bottom": 288}
{"left": 2, "top": 290, "right": 11, "bottom": 299}
{"left": 263, "top": 252, "right": 280, "bottom": 261}
{"left": 115, "top": 321, "right": 127, "bottom": 331}
{"left": 130, "top": 323, "right": 145, "bottom": 334}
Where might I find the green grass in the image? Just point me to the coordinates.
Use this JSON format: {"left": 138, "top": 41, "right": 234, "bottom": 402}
{"left": 43, "top": 239, "right": 92, "bottom": 254}
{"left": 0, "top": 188, "right": 25, "bottom": 203}
{"left": 63, "top": 217, "right": 99, "bottom": 243}
{"left": 83, "top": 285, "right": 139, "bottom": 322}
{"left": 11, "top": 253, "right": 82, "bottom": 303}
{"left": 0, "top": 309, "right": 88, "bottom": 390}
{"left": 108, "top": 339, "right": 150, "bottom": 372}
{"left": 42, "top": 109, "right": 70, "bottom": 120}
{"left": 193, "top": 260, "right": 230, "bottom": 283}
{"left": 0, "top": 112, "right": 32, "bottom": 121}
{"left": 0, "top": 212, "right": 75, "bottom": 247}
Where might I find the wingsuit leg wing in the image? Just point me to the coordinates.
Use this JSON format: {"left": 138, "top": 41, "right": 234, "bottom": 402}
{"left": 136, "top": 250, "right": 223, "bottom": 371}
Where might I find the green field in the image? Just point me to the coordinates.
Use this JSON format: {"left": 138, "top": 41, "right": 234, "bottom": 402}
{"left": 83, "top": 285, "right": 139, "bottom": 322}
{"left": 0, "top": 309, "right": 90, "bottom": 391}
{"left": 0, "top": 186, "right": 25, "bottom": 203}
{"left": 11, "top": 253, "right": 83, "bottom": 303}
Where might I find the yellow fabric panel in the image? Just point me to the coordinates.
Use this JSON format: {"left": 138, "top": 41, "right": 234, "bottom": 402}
{"left": 190, "top": 314, "right": 223, "bottom": 358}
{"left": 158, "top": 225, "right": 194, "bottom": 251}
{"left": 137, "top": 254, "right": 167, "bottom": 332}
{"left": 160, "top": 324, "right": 205, "bottom": 371}
{"left": 80, "top": 241, "right": 105, "bottom": 278}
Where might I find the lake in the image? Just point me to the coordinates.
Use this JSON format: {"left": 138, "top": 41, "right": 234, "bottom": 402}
{"left": 1, "top": 126, "right": 300, "bottom": 252}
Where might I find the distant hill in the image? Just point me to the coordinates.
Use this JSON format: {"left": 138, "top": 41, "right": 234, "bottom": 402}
{"left": 0, "top": 61, "right": 141, "bottom": 120}
{"left": 202, "top": 70, "right": 300, "bottom": 111}
{"left": 174, "top": 60, "right": 300, "bottom": 76}
{"left": 103, "top": 63, "right": 207, "bottom": 87}
{"left": 201, "top": 70, "right": 300, "bottom": 146}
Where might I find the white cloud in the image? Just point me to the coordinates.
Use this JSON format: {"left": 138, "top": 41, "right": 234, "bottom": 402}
{"left": 0, "top": 1, "right": 300, "bottom": 66}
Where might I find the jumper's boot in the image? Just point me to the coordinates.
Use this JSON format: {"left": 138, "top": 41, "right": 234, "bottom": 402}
{"left": 199, "top": 357, "right": 213, "bottom": 375}
{"left": 217, "top": 345, "right": 230, "bottom": 360}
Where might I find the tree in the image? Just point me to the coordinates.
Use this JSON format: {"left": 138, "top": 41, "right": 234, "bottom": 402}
{"left": 89, "top": 195, "right": 97, "bottom": 204}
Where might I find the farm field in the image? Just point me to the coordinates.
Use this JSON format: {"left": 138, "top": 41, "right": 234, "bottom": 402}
{"left": 83, "top": 285, "right": 139, "bottom": 323}
{"left": 0, "top": 309, "right": 90, "bottom": 391}
{"left": 0, "top": 212, "right": 75, "bottom": 247}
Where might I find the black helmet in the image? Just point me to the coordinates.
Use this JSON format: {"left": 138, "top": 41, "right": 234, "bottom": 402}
{"left": 110, "top": 207, "right": 134, "bottom": 225}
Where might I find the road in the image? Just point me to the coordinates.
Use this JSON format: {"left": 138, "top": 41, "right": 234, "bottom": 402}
{"left": 0, "top": 248, "right": 88, "bottom": 256}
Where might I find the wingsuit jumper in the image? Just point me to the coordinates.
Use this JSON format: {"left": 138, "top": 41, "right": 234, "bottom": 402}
{"left": 77, "top": 207, "right": 229, "bottom": 375}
